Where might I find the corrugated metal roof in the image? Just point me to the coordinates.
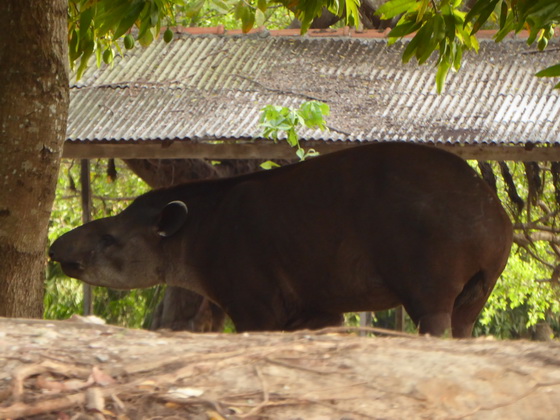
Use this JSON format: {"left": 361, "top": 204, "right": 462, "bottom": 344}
{"left": 68, "top": 31, "right": 560, "bottom": 147}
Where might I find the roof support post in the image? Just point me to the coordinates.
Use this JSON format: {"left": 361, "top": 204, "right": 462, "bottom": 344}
{"left": 395, "top": 306, "right": 405, "bottom": 332}
{"left": 80, "top": 159, "right": 93, "bottom": 316}
{"left": 359, "top": 312, "right": 372, "bottom": 336}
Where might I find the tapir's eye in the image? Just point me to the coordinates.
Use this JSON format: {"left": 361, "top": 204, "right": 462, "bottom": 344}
{"left": 100, "top": 234, "right": 116, "bottom": 247}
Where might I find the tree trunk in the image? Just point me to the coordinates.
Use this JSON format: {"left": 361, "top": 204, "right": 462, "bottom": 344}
{"left": 0, "top": 1, "right": 69, "bottom": 317}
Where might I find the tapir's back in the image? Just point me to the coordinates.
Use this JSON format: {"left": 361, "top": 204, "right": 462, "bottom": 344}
{"left": 207, "top": 142, "right": 512, "bottom": 334}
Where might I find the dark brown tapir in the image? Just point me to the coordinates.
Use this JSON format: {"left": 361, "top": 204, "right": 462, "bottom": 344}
{"left": 49, "top": 143, "right": 513, "bottom": 337}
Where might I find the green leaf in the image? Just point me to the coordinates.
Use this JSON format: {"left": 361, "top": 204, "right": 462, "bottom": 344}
{"left": 97, "top": 1, "right": 131, "bottom": 36}
{"left": 438, "top": 38, "right": 449, "bottom": 64}
{"left": 443, "top": 12, "right": 456, "bottom": 43}
{"left": 76, "top": 38, "right": 94, "bottom": 79}
{"left": 234, "top": 1, "right": 255, "bottom": 32}
{"left": 499, "top": 1, "right": 508, "bottom": 29}
{"left": 184, "top": 0, "right": 205, "bottom": 17}
{"left": 304, "top": 148, "right": 320, "bottom": 159}
{"left": 465, "top": 0, "right": 497, "bottom": 26}
{"left": 527, "top": 18, "right": 542, "bottom": 45}
{"left": 299, "top": 101, "right": 330, "bottom": 129}
{"left": 417, "top": 0, "right": 429, "bottom": 23}
{"left": 470, "top": 0, "right": 499, "bottom": 34}
{"left": 79, "top": 6, "right": 95, "bottom": 40}
{"left": 255, "top": 9, "right": 266, "bottom": 27}
{"left": 213, "top": 0, "right": 234, "bottom": 15}
{"left": 149, "top": 0, "right": 160, "bottom": 26}
{"left": 113, "top": 1, "right": 145, "bottom": 40}
{"left": 260, "top": 102, "right": 328, "bottom": 159}
{"left": 376, "top": 0, "right": 418, "bottom": 20}
{"left": 95, "top": 44, "right": 102, "bottom": 68}
{"left": 538, "top": 35, "right": 549, "bottom": 50}
{"left": 526, "top": 2, "right": 560, "bottom": 25}
{"left": 257, "top": 0, "right": 267, "bottom": 12}
{"left": 296, "top": 0, "right": 326, "bottom": 34}
{"left": 545, "top": 24, "right": 555, "bottom": 40}
{"left": 260, "top": 160, "right": 281, "bottom": 170}
{"left": 136, "top": 1, "right": 155, "bottom": 40}
{"left": 436, "top": 60, "right": 451, "bottom": 93}
{"left": 433, "top": 14, "right": 446, "bottom": 43}
{"left": 536, "top": 63, "right": 560, "bottom": 78}
{"left": 452, "top": 42, "right": 463, "bottom": 71}
{"left": 287, "top": 130, "right": 299, "bottom": 147}
{"left": 402, "top": 31, "right": 422, "bottom": 63}
{"left": 387, "top": 19, "right": 423, "bottom": 40}
{"left": 415, "top": 19, "right": 436, "bottom": 64}
{"left": 345, "top": 0, "right": 360, "bottom": 27}
{"left": 494, "top": 12, "right": 515, "bottom": 42}
{"left": 69, "top": 29, "right": 80, "bottom": 63}
{"left": 469, "top": 39, "right": 480, "bottom": 58}
{"left": 138, "top": 26, "right": 154, "bottom": 46}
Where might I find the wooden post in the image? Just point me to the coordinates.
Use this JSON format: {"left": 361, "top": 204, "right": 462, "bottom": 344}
{"left": 359, "top": 312, "right": 372, "bottom": 336}
{"left": 395, "top": 306, "right": 405, "bottom": 332}
{"left": 80, "top": 159, "right": 93, "bottom": 316}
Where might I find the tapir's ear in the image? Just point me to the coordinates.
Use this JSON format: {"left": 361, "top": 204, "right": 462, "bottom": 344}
{"left": 156, "top": 201, "right": 188, "bottom": 237}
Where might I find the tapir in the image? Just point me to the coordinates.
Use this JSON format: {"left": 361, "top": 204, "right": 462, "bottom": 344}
{"left": 49, "top": 142, "right": 513, "bottom": 337}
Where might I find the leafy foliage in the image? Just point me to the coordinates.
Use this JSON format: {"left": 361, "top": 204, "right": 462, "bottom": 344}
{"left": 68, "top": 0, "right": 293, "bottom": 79}
{"left": 285, "top": 0, "right": 362, "bottom": 32}
{"left": 472, "top": 160, "right": 560, "bottom": 337}
{"left": 377, "top": 0, "right": 559, "bottom": 92}
{"left": 178, "top": 0, "right": 294, "bottom": 30}
{"left": 381, "top": 0, "right": 478, "bottom": 92}
{"left": 68, "top": 0, "right": 176, "bottom": 78}
{"left": 260, "top": 101, "right": 330, "bottom": 163}
{"left": 477, "top": 244, "right": 560, "bottom": 338}
{"left": 68, "top": 0, "right": 560, "bottom": 90}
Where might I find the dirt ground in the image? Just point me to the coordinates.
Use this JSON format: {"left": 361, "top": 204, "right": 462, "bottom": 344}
{"left": 1, "top": 317, "right": 559, "bottom": 420}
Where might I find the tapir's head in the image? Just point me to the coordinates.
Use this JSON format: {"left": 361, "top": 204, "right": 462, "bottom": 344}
{"left": 49, "top": 197, "right": 189, "bottom": 289}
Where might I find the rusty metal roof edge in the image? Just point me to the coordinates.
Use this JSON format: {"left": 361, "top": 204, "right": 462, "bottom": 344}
{"left": 164, "top": 25, "right": 558, "bottom": 41}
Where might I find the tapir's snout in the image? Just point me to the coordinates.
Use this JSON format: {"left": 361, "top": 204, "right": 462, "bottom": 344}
{"left": 48, "top": 235, "right": 66, "bottom": 262}
{"left": 48, "top": 242, "right": 58, "bottom": 261}
{"left": 49, "top": 235, "right": 86, "bottom": 279}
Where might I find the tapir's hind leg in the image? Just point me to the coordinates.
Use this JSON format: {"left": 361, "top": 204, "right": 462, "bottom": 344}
{"left": 417, "top": 312, "right": 453, "bottom": 336}
{"left": 389, "top": 272, "right": 457, "bottom": 337}
{"left": 451, "top": 270, "right": 498, "bottom": 338}
{"left": 400, "top": 295, "right": 456, "bottom": 337}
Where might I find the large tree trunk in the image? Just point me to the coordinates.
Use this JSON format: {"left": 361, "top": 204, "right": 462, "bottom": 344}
{"left": 0, "top": 1, "right": 69, "bottom": 317}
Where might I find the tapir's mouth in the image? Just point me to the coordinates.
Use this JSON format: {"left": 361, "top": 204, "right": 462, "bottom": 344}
{"left": 59, "top": 261, "right": 85, "bottom": 279}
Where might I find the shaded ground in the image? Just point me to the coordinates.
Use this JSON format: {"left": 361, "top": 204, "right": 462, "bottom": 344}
{"left": 1, "top": 317, "right": 559, "bottom": 420}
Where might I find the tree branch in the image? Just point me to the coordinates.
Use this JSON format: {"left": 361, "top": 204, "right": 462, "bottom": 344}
{"left": 513, "top": 232, "right": 560, "bottom": 246}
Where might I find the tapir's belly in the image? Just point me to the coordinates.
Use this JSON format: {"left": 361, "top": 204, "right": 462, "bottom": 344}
{"left": 311, "top": 272, "right": 401, "bottom": 314}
